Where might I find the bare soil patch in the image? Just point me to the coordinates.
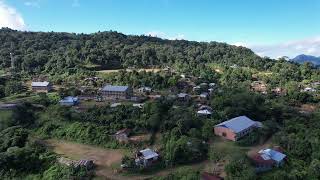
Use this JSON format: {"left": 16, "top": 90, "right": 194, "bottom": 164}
{"left": 45, "top": 139, "right": 127, "bottom": 179}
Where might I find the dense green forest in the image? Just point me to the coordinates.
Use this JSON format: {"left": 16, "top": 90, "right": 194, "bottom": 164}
{"left": 0, "top": 28, "right": 272, "bottom": 74}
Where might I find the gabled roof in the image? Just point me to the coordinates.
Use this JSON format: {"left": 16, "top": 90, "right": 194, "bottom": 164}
{"left": 102, "top": 85, "right": 129, "bottom": 92}
{"left": 200, "top": 92, "right": 209, "bottom": 97}
{"left": 199, "top": 105, "right": 213, "bottom": 111}
{"left": 209, "top": 83, "right": 216, "bottom": 87}
{"left": 59, "top": 96, "right": 78, "bottom": 103}
{"left": 215, "top": 116, "right": 258, "bottom": 133}
{"left": 197, "top": 109, "right": 212, "bottom": 115}
{"left": 140, "top": 148, "right": 159, "bottom": 160}
{"left": 258, "top": 149, "right": 286, "bottom": 163}
{"left": 177, "top": 93, "right": 189, "bottom": 98}
{"left": 139, "top": 86, "right": 152, "bottom": 91}
{"left": 31, "top": 81, "right": 50, "bottom": 87}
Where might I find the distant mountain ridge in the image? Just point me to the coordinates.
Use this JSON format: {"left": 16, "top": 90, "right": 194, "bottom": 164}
{"left": 292, "top": 54, "right": 320, "bottom": 66}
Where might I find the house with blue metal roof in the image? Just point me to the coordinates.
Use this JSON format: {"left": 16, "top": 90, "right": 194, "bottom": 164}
{"left": 214, "top": 116, "right": 262, "bottom": 141}
{"left": 250, "top": 147, "right": 286, "bottom": 172}
{"left": 59, "top": 96, "right": 79, "bottom": 106}
{"left": 101, "top": 85, "right": 133, "bottom": 100}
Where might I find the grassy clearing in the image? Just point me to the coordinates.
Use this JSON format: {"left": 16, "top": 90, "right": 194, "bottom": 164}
{"left": 0, "top": 110, "right": 13, "bottom": 130}
{"left": 0, "top": 92, "right": 58, "bottom": 103}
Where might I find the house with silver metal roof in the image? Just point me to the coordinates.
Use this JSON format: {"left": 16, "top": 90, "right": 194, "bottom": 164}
{"left": 214, "top": 116, "right": 262, "bottom": 141}
{"left": 59, "top": 96, "right": 79, "bottom": 106}
{"left": 135, "top": 148, "right": 159, "bottom": 167}
{"left": 101, "top": 85, "right": 133, "bottom": 100}
{"left": 31, "top": 81, "right": 52, "bottom": 93}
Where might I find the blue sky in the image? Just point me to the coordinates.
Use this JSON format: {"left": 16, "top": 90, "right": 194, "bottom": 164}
{"left": 0, "top": 0, "right": 319, "bottom": 58}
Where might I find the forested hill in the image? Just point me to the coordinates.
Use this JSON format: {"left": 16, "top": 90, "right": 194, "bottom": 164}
{"left": 0, "top": 28, "right": 271, "bottom": 74}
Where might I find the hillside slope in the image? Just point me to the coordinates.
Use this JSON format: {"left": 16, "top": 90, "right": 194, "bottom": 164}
{"left": 0, "top": 28, "right": 270, "bottom": 74}
{"left": 292, "top": 54, "right": 320, "bottom": 66}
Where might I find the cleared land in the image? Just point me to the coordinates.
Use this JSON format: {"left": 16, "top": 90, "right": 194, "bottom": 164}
{"left": 45, "top": 139, "right": 127, "bottom": 179}
{"left": 45, "top": 139, "right": 210, "bottom": 180}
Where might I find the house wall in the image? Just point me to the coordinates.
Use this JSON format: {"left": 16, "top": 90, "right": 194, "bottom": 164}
{"left": 32, "top": 86, "right": 52, "bottom": 93}
{"left": 214, "top": 127, "right": 237, "bottom": 141}
{"left": 102, "top": 88, "right": 133, "bottom": 100}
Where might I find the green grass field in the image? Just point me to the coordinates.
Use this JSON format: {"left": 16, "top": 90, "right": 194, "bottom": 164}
{"left": 0, "top": 110, "right": 13, "bottom": 130}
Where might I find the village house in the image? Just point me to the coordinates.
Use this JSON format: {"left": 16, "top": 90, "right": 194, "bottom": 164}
{"left": 193, "top": 86, "right": 201, "bottom": 93}
{"left": 138, "top": 86, "right": 152, "bottom": 94}
{"left": 135, "top": 148, "right": 159, "bottom": 167}
{"left": 0, "top": 103, "right": 18, "bottom": 110}
{"left": 303, "top": 87, "right": 317, "bottom": 92}
{"left": 177, "top": 93, "right": 191, "bottom": 101}
{"left": 31, "top": 81, "right": 52, "bottom": 93}
{"left": 199, "top": 105, "right": 213, "bottom": 112}
{"left": 197, "top": 109, "right": 212, "bottom": 117}
{"left": 250, "top": 81, "right": 267, "bottom": 94}
{"left": 214, "top": 116, "right": 262, "bottom": 141}
{"left": 114, "top": 128, "right": 131, "bottom": 143}
{"left": 133, "top": 103, "right": 144, "bottom": 109}
{"left": 209, "top": 83, "right": 216, "bottom": 88}
{"left": 249, "top": 147, "right": 286, "bottom": 172}
{"left": 199, "top": 82, "right": 209, "bottom": 90}
{"left": 101, "top": 85, "right": 133, "bottom": 100}
{"left": 59, "top": 96, "right": 79, "bottom": 106}
{"left": 199, "top": 92, "right": 209, "bottom": 100}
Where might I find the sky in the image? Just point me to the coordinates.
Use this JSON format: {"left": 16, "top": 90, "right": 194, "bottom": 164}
{"left": 0, "top": 0, "right": 319, "bottom": 58}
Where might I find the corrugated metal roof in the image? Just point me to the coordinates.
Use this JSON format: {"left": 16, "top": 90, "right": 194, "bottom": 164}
{"left": 259, "top": 149, "right": 286, "bottom": 163}
{"left": 140, "top": 148, "right": 158, "bottom": 160}
{"left": 177, "top": 93, "right": 189, "bottom": 98}
{"left": 102, "top": 85, "right": 129, "bottom": 92}
{"left": 59, "top": 96, "right": 78, "bottom": 103}
{"left": 197, "top": 109, "right": 212, "bottom": 115}
{"left": 31, "top": 81, "right": 50, "bottom": 87}
{"left": 215, "top": 116, "right": 257, "bottom": 133}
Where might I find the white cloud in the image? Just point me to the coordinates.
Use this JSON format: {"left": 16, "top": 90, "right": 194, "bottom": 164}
{"left": 0, "top": 1, "right": 26, "bottom": 30}
{"left": 145, "top": 31, "right": 185, "bottom": 40}
{"left": 235, "top": 36, "right": 320, "bottom": 59}
{"left": 24, "top": 1, "right": 40, "bottom": 8}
